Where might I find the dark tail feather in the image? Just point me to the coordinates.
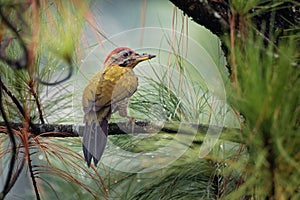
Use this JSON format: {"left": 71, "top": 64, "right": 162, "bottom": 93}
{"left": 82, "top": 119, "right": 108, "bottom": 167}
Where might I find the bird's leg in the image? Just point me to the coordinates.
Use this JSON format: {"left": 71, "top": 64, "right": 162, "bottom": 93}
{"left": 127, "top": 116, "right": 136, "bottom": 134}
{"left": 118, "top": 106, "right": 136, "bottom": 134}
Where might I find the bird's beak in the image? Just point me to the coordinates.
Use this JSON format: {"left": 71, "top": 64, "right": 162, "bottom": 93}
{"left": 134, "top": 53, "right": 156, "bottom": 62}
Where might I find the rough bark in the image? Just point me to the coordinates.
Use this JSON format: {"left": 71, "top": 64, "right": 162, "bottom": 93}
{"left": 169, "top": 0, "right": 230, "bottom": 36}
{"left": 169, "top": 0, "right": 299, "bottom": 39}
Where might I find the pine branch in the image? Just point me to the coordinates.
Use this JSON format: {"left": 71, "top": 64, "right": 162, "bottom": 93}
{"left": 0, "top": 121, "right": 241, "bottom": 143}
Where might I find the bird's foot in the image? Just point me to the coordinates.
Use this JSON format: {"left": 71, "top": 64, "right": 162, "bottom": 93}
{"left": 126, "top": 117, "right": 136, "bottom": 134}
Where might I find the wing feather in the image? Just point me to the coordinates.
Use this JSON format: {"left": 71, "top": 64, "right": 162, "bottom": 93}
{"left": 82, "top": 66, "right": 138, "bottom": 117}
{"left": 81, "top": 66, "right": 138, "bottom": 167}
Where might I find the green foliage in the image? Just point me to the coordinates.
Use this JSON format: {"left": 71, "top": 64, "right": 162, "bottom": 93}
{"left": 230, "top": 0, "right": 265, "bottom": 14}
{"left": 225, "top": 33, "right": 299, "bottom": 199}
{"left": 129, "top": 60, "right": 216, "bottom": 125}
{"left": 102, "top": 131, "right": 247, "bottom": 200}
{"left": 0, "top": 52, "right": 75, "bottom": 123}
{"left": 0, "top": 0, "right": 86, "bottom": 123}
{"left": 0, "top": 135, "right": 107, "bottom": 199}
{"left": 128, "top": 1, "right": 300, "bottom": 199}
{"left": 0, "top": 1, "right": 100, "bottom": 199}
{"left": 1, "top": 0, "right": 299, "bottom": 199}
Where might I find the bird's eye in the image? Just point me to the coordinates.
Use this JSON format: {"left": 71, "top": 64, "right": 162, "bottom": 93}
{"left": 121, "top": 51, "right": 132, "bottom": 58}
{"left": 122, "top": 52, "right": 129, "bottom": 57}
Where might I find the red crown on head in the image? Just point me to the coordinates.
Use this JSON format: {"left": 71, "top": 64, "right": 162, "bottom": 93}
{"left": 104, "top": 47, "right": 134, "bottom": 64}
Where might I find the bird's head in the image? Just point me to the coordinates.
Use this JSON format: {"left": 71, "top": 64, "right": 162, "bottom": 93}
{"left": 104, "top": 47, "right": 156, "bottom": 68}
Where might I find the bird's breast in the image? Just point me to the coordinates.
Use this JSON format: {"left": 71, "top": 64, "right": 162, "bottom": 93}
{"left": 82, "top": 66, "right": 138, "bottom": 119}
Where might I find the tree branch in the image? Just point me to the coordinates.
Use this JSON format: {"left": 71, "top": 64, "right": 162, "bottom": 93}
{"left": 169, "top": 0, "right": 230, "bottom": 36}
{"left": 0, "top": 121, "right": 241, "bottom": 143}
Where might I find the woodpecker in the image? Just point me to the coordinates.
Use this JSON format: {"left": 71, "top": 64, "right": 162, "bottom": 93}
{"left": 82, "top": 47, "right": 156, "bottom": 167}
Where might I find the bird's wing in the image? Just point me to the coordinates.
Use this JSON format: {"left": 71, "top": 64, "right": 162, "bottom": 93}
{"left": 107, "top": 66, "right": 138, "bottom": 105}
{"left": 81, "top": 66, "right": 138, "bottom": 167}
{"left": 82, "top": 70, "right": 104, "bottom": 115}
{"left": 82, "top": 66, "right": 137, "bottom": 120}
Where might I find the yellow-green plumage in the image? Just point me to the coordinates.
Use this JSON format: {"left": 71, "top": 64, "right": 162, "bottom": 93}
{"left": 82, "top": 47, "right": 155, "bottom": 167}
{"left": 82, "top": 66, "right": 138, "bottom": 123}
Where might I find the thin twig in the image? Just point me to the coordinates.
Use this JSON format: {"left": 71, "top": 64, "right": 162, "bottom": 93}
{"left": 0, "top": 76, "right": 17, "bottom": 200}
{"left": 35, "top": 57, "right": 73, "bottom": 86}
{"left": 0, "top": 78, "right": 25, "bottom": 118}
{"left": 28, "top": 79, "right": 45, "bottom": 124}
{"left": 7, "top": 148, "right": 25, "bottom": 193}
{"left": 25, "top": 136, "right": 41, "bottom": 200}
{"left": 0, "top": 78, "right": 37, "bottom": 129}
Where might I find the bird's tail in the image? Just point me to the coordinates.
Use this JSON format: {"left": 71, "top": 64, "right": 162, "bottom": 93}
{"left": 82, "top": 119, "right": 108, "bottom": 167}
